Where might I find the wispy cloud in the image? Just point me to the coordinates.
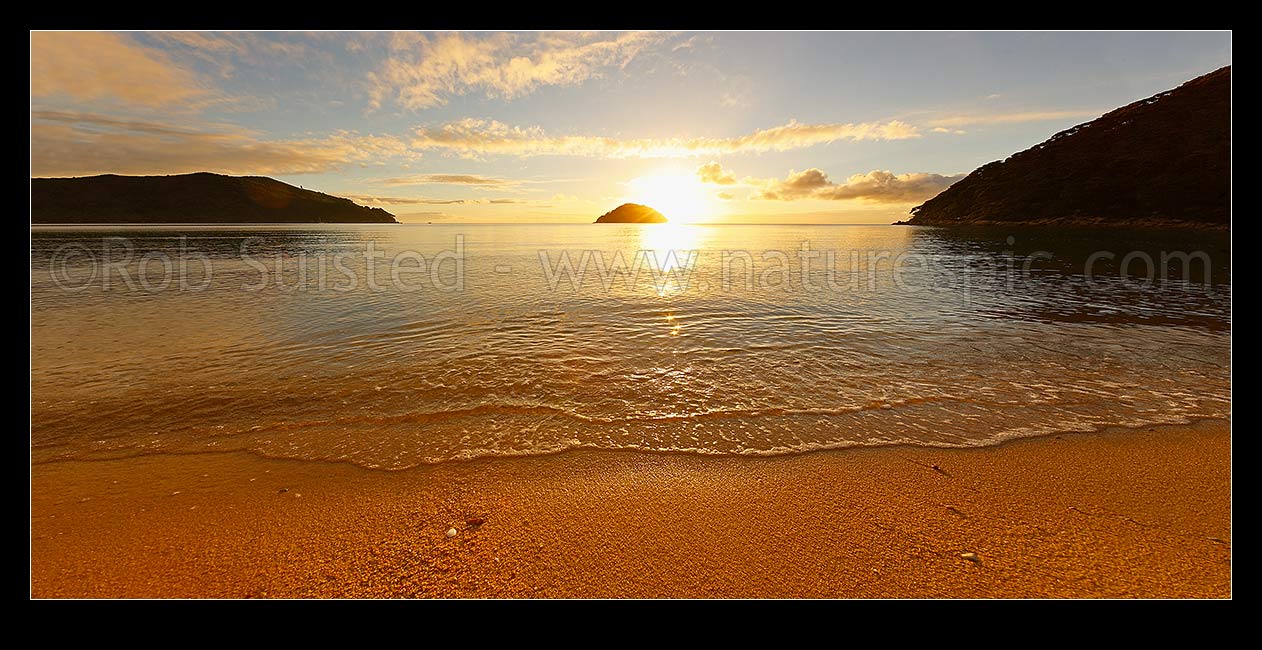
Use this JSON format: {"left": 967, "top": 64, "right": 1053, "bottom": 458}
{"left": 379, "top": 173, "right": 519, "bottom": 186}
{"left": 754, "top": 169, "right": 963, "bottom": 203}
{"left": 697, "top": 161, "right": 737, "bottom": 184}
{"left": 339, "top": 193, "right": 528, "bottom": 206}
{"left": 31, "top": 32, "right": 209, "bottom": 108}
{"left": 410, "top": 118, "right": 919, "bottom": 159}
{"left": 144, "top": 31, "right": 322, "bottom": 77}
{"left": 336, "top": 194, "right": 440, "bottom": 205}
{"left": 718, "top": 74, "right": 754, "bottom": 109}
{"left": 671, "top": 33, "right": 714, "bottom": 52}
{"left": 30, "top": 110, "right": 410, "bottom": 177}
{"left": 368, "top": 31, "right": 671, "bottom": 110}
{"left": 927, "top": 110, "right": 1100, "bottom": 128}
{"left": 32, "top": 110, "right": 220, "bottom": 136}
{"left": 394, "top": 210, "right": 460, "bottom": 222}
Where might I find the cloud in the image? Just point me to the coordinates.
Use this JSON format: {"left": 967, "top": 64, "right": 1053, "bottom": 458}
{"left": 672, "top": 34, "right": 714, "bottom": 52}
{"left": 928, "top": 110, "right": 1100, "bottom": 128}
{"left": 336, "top": 194, "right": 435, "bottom": 205}
{"left": 395, "top": 210, "right": 461, "bottom": 222}
{"left": 380, "top": 173, "right": 518, "bottom": 186}
{"left": 149, "top": 31, "right": 315, "bottom": 59}
{"left": 32, "top": 109, "right": 217, "bottom": 136}
{"left": 719, "top": 91, "right": 750, "bottom": 109}
{"left": 815, "top": 171, "right": 964, "bottom": 202}
{"left": 715, "top": 192, "right": 734, "bottom": 200}
{"left": 931, "top": 127, "right": 968, "bottom": 135}
{"left": 152, "top": 31, "right": 251, "bottom": 55}
{"left": 754, "top": 169, "right": 963, "bottom": 203}
{"left": 337, "top": 194, "right": 526, "bottom": 206}
{"left": 697, "top": 161, "right": 737, "bottom": 185}
{"left": 397, "top": 211, "right": 453, "bottom": 216}
{"left": 145, "top": 32, "right": 321, "bottom": 77}
{"left": 410, "top": 118, "right": 919, "bottom": 159}
{"left": 718, "top": 74, "right": 754, "bottom": 109}
{"left": 30, "top": 110, "right": 411, "bottom": 177}
{"left": 368, "top": 31, "right": 670, "bottom": 110}
{"left": 31, "top": 32, "right": 209, "bottom": 108}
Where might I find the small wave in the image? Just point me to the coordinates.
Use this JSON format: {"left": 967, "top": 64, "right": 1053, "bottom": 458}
{"left": 209, "top": 395, "right": 981, "bottom": 434}
{"left": 31, "top": 404, "right": 1231, "bottom": 472}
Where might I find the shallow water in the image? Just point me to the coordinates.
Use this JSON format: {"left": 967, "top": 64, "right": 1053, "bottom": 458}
{"left": 30, "top": 223, "right": 1230, "bottom": 469}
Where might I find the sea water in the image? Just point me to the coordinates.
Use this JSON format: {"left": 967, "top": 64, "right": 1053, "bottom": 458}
{"left": 30, "top": 223, "right": 1230, "bottom": 469}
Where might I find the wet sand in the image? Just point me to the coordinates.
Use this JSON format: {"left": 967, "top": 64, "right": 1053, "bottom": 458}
{"left": 30, "top": 419, "right": 1230, "bottom": 598}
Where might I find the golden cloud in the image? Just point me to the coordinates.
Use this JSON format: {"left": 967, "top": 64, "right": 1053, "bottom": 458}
{"left": 410, "top": 118, "right": 919, "bottom": 159}
{"left": 928, "top": 110, "right": 1100, "bottom": 128}
{"left": 336, "top": 194, "right": 442, "bottom": 205}
{"left": 31, "top": 111, "right": 411, "bottom": 177}
{"left": 754, "top": 169, "right": 964, "bottom": 203}
{"left": 697, "top": 161, "right": 737, "bottom": 184}
{"left": 380, "top": 174, "right": 518, "bottom": 186}
{"left": 145, "top": 32, "right": 322, "bottom": 77}
{"left": 31, "top": 32, "right": 209, "bottom": 108}
{"left": 368, "top": 31, "right": 669, "bottom": 110}
{"left": 338, "top": 194, "right": 528, "bottom": 206}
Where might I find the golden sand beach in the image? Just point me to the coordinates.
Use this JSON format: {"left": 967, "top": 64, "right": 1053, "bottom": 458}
{"left": 30, "top": 419, "right": 1230, "bottom": 598}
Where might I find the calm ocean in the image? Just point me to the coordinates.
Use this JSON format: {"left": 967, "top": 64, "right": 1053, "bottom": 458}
{"left": 31, "top": 223, "right": 1230, "bottom": 469}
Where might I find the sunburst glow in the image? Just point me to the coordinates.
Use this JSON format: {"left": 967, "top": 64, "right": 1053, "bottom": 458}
{"left": 626, "top": 172, "right": 717, "bottom": 223}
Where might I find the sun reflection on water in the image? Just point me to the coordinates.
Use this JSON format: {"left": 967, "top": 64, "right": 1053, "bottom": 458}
{"left": 637, "top": 222, "right": 709, "bottom": 262}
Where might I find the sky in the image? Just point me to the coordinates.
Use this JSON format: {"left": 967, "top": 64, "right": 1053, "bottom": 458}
{"left": 30, "top": 31, "right": 1231, "bottom": 224}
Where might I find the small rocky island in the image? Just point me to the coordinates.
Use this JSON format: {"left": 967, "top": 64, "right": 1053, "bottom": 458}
{"left": 31, "top": 172, "right": 397, "bottom": 224}
{"left": 594, "top": 203, "right": 668, "bottom": 223}
{"left": 898, "top": 66, "right": 1230, "bottom": 229}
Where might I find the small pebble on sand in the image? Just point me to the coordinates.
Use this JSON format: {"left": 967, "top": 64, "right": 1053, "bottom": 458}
{"left": 445, "top": 528, "right": 458, "bottom": 538}
{"left": 961, "top": 552, "right": 981, "bottom": 564}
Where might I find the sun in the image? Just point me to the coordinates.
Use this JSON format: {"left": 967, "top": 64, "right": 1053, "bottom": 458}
{"left": 626, "top": 172, "right": 717, "bottom": 223}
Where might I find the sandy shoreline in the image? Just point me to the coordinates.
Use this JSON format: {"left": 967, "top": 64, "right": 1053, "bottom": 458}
{"left": 30, "top": 420, "right": 1231, "bottom": 598}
